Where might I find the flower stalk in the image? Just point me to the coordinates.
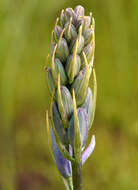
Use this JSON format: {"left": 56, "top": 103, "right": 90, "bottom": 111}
{"left": 45, "top": 5, "right": 96, "bottom": 190}
{"left": 72, "top": 161, "right": 82, "bottom": 190}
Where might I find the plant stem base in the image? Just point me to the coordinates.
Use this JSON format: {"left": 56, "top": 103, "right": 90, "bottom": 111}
{"left": 72, "top": 161, "right": 82, "bottom": 190}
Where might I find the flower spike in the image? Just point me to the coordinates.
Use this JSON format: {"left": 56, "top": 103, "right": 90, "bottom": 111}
{"left": 45, "top": 5, "right": 96, "bottom": 189}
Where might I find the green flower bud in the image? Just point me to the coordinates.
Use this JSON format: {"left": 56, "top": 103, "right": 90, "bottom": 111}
{"left": 56, "top": 38, "right": 69, "bottom": 62}
{"left": 71, "top": 52, "right": 90, "bottom": 106}
{"left": 81, "top": 88, "right": 93, "bottom": 129}
{"left": 54, "top": 25, "right": 62, "bottom": 42}
{"left": 68, "top": 108, "right": 88, "bottom": 148}
{"left": 52, "top": 102, "right": 68, "bottom": 144}
{"left": 64, "top": 20, "right": 77, "bottom": 43}
{"left": 70, "top": 90, "right": 82, "bottom": 161}
{"left": 83, "top": 28, "right": 93, "bottom": 45}
{"left": 75, "top": 19, "right": 83, "bottom": 30}
{"left": 54, "top": 58, "right": 67, "bottom": 85}
{"left": 46, "top": 68, "right": 56, "bottom": 95}
{"left": 70, "top": 36, "right": 84, "bottom": 54}
{"left": 50, "top": 42, "right": 56, "bottom": 57}
{"left": 71, "top": 69, "right": 86, "bottom": 105}
{"left": 81, "top": 43, "right": 94, "bottom": 68}
{"left": 70, "top": 25, "right": 84, "bottom": 54}
{"left": 60, "top": 10, "right": 65, "bottom": 27}
{"left": 82, "top": 16, "right": 91, "bottom": 31}
{"left": 57, "top": 86, "right": 73, "bottom": 121}
{"left": 65, "top": 54, "right": 81, "bottom": 83}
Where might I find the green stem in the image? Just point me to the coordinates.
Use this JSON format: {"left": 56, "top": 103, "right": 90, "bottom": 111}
{"left": 72, "top": 161, "right": 82, "bottom": 190}
{"left": 62, "top": 177, "right": 73, "bottom": 190}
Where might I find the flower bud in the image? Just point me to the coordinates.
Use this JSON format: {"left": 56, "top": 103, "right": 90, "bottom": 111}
{"left": 82, "top": 16, "right": 91, "bottom": 31}
{"left": 81, "top": 43, "right": 93, "bottom": 68}
{"left": 70, "top": 36, "right": 84, "bottom": 54}
{"left": 50, "top": 42, "right": 56, "bottom": 57}
{"left": 54, "top": 58, "right": 67, "bottom": 85}
{"left": 65, "top": 8, "right": 76, "bottom": 25}
{"left": 47, "top": 68, "right": 56, "bottom": 95}
{"left": 60, "top": 10, "right": 65, "bottom": 27}
{"left": 68, "top": 108, "right": 88, "bottom": 148}
{"left": 83, "top": 28, "right": 93, "bottom": 46}
{"left": 71, "top": 67, "right": 90, "bottom": 106}
{"left": 77, "top": 36, "right": 85, "bottom": 54}
{"left": 64, "top": 22, "right": 77, "bottom": 43}
{"left": 57, "top": 86, "right": 73, "bottom": 120}
{"left": 74, "top": 5, "right": 84, "bottom": 18}
{"left": 51, "top": 129, "right": 72, "bottom": 178}
{"left": 52, "top": 102, "right": 68, "bottom": 144}
{"left": 65, "top": 54, "right": 81, "bottom": 83}
{"left": 75, "top": 19, "right": 83, "bottom": 30}
{"left": 81, "top": 88, "right": 93, "bottom": 129}
{"left": 56, "top": 38, "right": 69, "bottom": 62}
{"left": 54, "top": 25, "right": 62, "bottom": 42}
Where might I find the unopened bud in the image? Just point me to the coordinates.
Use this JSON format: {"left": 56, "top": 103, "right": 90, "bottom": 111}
{"left": 54, "top": 25, "right": 62, "bottom": 42}
{"left": 74, "top": 5, "right": 84, "bottom": 18}
{"left": 54, "top": 58, "right": 67, "bottom": 85}
{"left": 81, "top": 43, "right": 93, "bottom": 68}
{"left": 68, "top": 108, "right": 88, "bottom": 148}
{"left": 71, "top": 67, "right": 90, "bottom": 106}
{"left": 60, "top": 10, "right": 65, "bottom": 27}
{"left": 65, "top": 8, "right": 76, "bottom": 25}
{"left": 84, "top": 28, "right": 93, "bottom": 45}
{"left": 65, "top": 54, "right": 81, "bottom": 82}
{"left": 64, "top": 22, "right": 77, "bottom": 43}
{"left": 56, "top": 38, "right": 69, "bottom": 62}
{"left": 57, "top": 86, "right": 73, "bottom": 120}
{"left": 81, "top": 88, "right": 93, "bottom": 129}
{"left": 70, "top": 36, "right": 84, "bottom": 54}
{"left": 47, "top": 68, "right": 56, "bottom": 95}
{"left": 82, "top": 16, "right": 91, "bottom": 31}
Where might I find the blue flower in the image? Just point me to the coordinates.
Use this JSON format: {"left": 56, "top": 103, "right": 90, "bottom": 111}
{"left": 51, "top": 129, "right": 72, "bottom": 178}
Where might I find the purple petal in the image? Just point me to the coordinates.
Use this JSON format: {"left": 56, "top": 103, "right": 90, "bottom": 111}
{"left": 69, "top": 144, "right": 73, "bottom": 156}
{"left": 51, "top": 129, "right": 72, "bottom": 178}
{"left": 82, "top": 135, "right": 96, "bottom": 165}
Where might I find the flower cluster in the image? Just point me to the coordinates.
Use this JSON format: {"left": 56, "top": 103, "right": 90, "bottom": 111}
{"left": 46, "top": 5, "right": 97, "bottom": 186}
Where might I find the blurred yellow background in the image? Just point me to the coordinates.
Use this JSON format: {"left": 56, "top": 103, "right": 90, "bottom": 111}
{"left": 0, "top": 0, "right": 138, "bottom": 189}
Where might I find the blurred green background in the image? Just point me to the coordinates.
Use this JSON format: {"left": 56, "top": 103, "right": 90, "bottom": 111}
{"left": 0, "top": 0, "right": 138, "bottom": 189}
